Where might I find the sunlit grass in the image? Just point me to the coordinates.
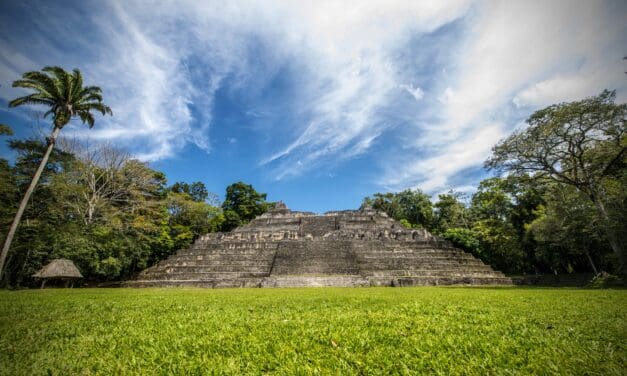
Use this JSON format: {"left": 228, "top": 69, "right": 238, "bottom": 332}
{"left": 0, "top": 287, "right": 625, "bottom": 375}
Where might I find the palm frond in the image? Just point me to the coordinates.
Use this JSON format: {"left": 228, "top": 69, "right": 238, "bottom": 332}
{"left": 13, "top": 74, "right": 58, "bottom": 99}
{"left": 11, "top": 66, "right": 112, "bottom": 129}
{"left": 42, "top": 66, "right": 68, "bottom": 82}
{"left": 78, "top": 111, "right": 95, "bottom": 128}
{"left": 9, "top": 95, "right": 56, "bottom": 108}
{"left": 78, "top": 93, "right": 103, "bottom": 103}
{"left": 43, "top": 108, "right": 57, "bottom": 119}
{"left": 70, "top": 69, "right": 83, "bottom": 102}
{"left": 21, "top": 71, "right": 59, "bottom": 96}
{"left": 80, "top": 86, "right": 103, "bottom": 97}
{"left": 42, "top": 66, "right": 69, "bottom": 99}
{"left": 75, "top": 102, "right": 113, "bottom": 116}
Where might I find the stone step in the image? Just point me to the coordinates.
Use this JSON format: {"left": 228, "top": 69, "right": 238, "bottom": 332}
{"left": 164, "top": 260, "right": 274, "bottom": 267}
{"left": 177, "top": 249, "right": 277, "bottom": 256}
{"left": 358, "top": 255, "right": 474, "bottom": 262}
{"left": 356, "top": 249, "right": 471, "bottom": 256}
{"left": 186, "top": 243, "right": 279, "bottom": 250}
{"left": 178, "top": 250, "right": 473, "bottom": 262}
{"left": 191, "top": 242, "right": 280, "bottom": 249}
{"left": 127, "top": 275, "right": 512, "bottom": 288}
{"left": 262, "top": 275, "right": 369, "bottom": 288}
{"left": 126, "top": 278, "right": 264, "bottom": 288}
{"left": 353, "top": 241, "right": 454, "bottom": 249}
{"left": 271, "top": 267, "right": 360, "bottom": 275}
{"left": 367, "top": 276, "right": 513, "bottom": 286}
{"left": 140, "top": 271, "right": 269, "bottom": 280}
{"left": 364, "top": 258, "right": 474, "bottom": 264}
{"left": 276, "top": 258, "right": 486, "bottom": 268}
{"left": 176, "top": 252, "right": 476, "bottom": 261}
{"left": 188, "top": 242, "right": 456, "bottom": 253}
{"left": 149, "top": 265, "right": 271, "bottom": 273}
{"left": 358, "top": 260, "right": 488, "bottom": 269}
{"left": 142, "top": 264, "right": 496, "bottom": 276}
{"left": 168, "top": 255, "right": 276, "bottom": 263}
{"left": 167, "top": 253, "right": 483, "bottom": 265}
{"left": 364, "top": 269, "right": 506, "bottom": 278}
{"left": 357, "top": 256, "right": 481, "bottom": 264}
{"left": 271, "top": 258, "right": 359, "bottom": 266}
{"left": 272, "top": 258, "right": 358, "bottom": 265}
{"left": 360, "top": 263, "right": 495, "bottom": 271}
{"left": 192, "top": 239, "right": 447, "bottom": 248}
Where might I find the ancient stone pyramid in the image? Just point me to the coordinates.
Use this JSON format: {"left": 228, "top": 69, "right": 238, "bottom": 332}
{"left": 128, "top": 204, "right": 511, "bottom": 287}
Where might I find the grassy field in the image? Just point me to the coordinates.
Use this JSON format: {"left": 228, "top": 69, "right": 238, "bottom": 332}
{"left": 0, "top": 287, "right": 625, "bottom": 375}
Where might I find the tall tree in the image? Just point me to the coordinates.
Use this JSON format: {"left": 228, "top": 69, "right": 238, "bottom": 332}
{"left": 528, "top": 184, "right": 607, "bottom": 274}
{"left": 363, "top": 189, "right": 434, "bottom": 230}
{"left": 170, "top": 181, "right": 210, "bottom": 202}
{"left": 0, "top": 67, "right": 111, "bottom": 278}
{"left": 487, "top": 90, "right": 626, "bottom": 272}
{"left": 433, "top": 191, "right": 469, "bottom": 233}
{"left": 468, "top": 178, "right": 525, "bottom": 273}
{"left": 221, "top": 182, "right": 268, "bottom": 230}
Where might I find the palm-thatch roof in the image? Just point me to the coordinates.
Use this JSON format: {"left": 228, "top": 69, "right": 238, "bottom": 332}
{"left": 33, "top": 259, "right": 83, "bottom": 279}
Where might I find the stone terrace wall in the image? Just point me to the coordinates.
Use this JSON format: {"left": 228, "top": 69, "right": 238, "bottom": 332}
{"left": 300, "top": 217, "right": 337, "bottom": 237}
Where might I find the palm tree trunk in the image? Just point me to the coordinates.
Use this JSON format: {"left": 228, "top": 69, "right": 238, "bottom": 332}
{"left": 0, "top": 126, "right": 61, "bottom": 280}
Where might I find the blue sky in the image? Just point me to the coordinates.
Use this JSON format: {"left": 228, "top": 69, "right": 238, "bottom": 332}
{"left": 1, "top": 0, "right": 626, "bottom": 213}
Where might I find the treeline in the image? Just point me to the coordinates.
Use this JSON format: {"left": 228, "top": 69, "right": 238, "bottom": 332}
{"left": 0, "top": 135, "right": 271, "bottom": 286}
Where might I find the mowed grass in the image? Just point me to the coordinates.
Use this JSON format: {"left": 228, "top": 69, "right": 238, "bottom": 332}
{"left": 0, "top": 287, "right": 625, "bottom": 375}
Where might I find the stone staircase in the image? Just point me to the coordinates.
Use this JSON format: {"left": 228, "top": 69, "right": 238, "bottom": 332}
{"left": 127, "top": 205, "right": 511, "bottom": 288}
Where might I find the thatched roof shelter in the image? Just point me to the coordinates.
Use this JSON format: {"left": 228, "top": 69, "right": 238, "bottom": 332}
{"left": 33, "top": 259, "right": 83, "bottom": 279}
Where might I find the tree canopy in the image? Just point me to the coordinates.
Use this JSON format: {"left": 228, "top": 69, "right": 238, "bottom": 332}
{"left": 362, "top": 189, "right": 434, "bottom": 230}
{"left": 170, "top": 181, "right": 210, "bottom": 203}
{"left": 487, "top": 90, "right": 626, "bottom": 272}
{"left": 10, "top": 67, "right": 112, "bottom": 128}
{"left": 221, "top": 182, "right": 269, "bottom": 230}
{"left": 487, "top": 90, "right": 625, "bottom": 196}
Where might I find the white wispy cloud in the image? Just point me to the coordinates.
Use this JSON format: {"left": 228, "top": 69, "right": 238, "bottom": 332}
{"left": 400, "top": 84, "right": 424, "bottom": 101}
{"left": 77, "top": 3, "right": 199, "bottom": 160}
{"left": 380, "top": 0, "right": 627, "bottom": 193}
{"left": 383, "top": 123, "right": 506, "bottom": 192}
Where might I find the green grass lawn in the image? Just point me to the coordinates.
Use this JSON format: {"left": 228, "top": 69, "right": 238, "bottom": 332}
{"left": 0, "top": 287, "right": 625, "bottom": 375}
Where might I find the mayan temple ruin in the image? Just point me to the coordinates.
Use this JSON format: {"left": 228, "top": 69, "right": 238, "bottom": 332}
{"left": 128, "top": 203, "right": 512, "bottom": 287}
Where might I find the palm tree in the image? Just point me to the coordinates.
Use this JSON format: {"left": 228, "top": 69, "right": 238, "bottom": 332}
{"left": 0, "top": 67, "right": 111, "bottom": 279}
